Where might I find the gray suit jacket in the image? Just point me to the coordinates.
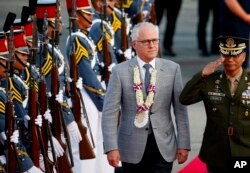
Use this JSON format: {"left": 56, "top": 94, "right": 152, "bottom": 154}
{"left": 102, "top": 57, "right": 190, "bottom": 164}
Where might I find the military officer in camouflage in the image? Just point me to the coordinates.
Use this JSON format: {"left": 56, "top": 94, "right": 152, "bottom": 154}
{"left": 180, "top": 36, "right": 250, "bottom": 172}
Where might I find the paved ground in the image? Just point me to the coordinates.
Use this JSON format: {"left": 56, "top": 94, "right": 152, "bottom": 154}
{"left": 0, "top": 0, "right": 220, "bottom": 172}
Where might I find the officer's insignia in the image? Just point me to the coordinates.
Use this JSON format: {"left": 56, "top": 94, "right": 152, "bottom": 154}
{"left": 241, "top": 90, "right": 250, "bottom": 105}
{"left": 215, "top": 80, "right": 220, "bottom": 84}
{"left": 225, "top": 38, "right": 236, "bottom": 48}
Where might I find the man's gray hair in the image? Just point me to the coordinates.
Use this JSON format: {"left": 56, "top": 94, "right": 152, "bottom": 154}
{"left": 130, "top": 22, "right": 159, "bottom": 41}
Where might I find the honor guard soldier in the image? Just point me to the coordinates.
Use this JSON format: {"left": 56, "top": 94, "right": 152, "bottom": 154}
{"left": 180, "top": 36, "right": 250, "bottom": 172}
{"left": 92, "top": 0, "right": 131, "bottom": 63}
{"left": 36, "top": 1, "right": 81, "bottom": 172}
{"left": 4, "top": 29, "right": 42, "bottom": 133}
{"left": 12, "top": 11, "right": 40, "bottom": 98}
{"left": 0, "top": 30, "right": 42, "bottom": 173}
{"left": 66, "top": 0, "right": 112, "bottom": 173}
{"left": 89, "top": 0, "right": 118, "bottom": 85}
{"left": 116, "top": 0, "right": 152, "bottom": 25}
{"left": 66, "top": 0, "right": 105, "bottom": 111}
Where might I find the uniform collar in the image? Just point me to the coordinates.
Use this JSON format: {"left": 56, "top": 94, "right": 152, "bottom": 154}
{"left": 136, "top": 56, "right": 156, "bottom": 70}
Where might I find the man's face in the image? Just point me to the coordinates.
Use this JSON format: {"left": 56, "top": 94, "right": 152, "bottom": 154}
{"left": 106, "top": 0, "right": 116, "bottom": 14}
{"left": 48, "top": 21, "right": 62, "bottom": 39}
{"left": 76, "top": 11, "right": 93, "bottom": 29}
{"left": 223, "top": 52, "right": 246, "bottom": 73}
{"left": 131, "top": 26, "right": 159, "bottom": 63}
{"left": 14, "top": 51, "right": 28, "bottom": 71}
{"left": 96, "top": 0, "right": 115, "bottom": 14}
{"left": 0, "top": 59, "right": 6, "bottom": 78}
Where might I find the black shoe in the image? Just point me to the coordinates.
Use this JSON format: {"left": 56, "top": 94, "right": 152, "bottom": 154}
{"left": 163, "top": 47, "right": 176, "bottom": 57}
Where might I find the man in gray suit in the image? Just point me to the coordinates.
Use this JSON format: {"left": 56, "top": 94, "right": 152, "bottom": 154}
{"left": 102, "top": 22, "right": 191, "bottom": 173}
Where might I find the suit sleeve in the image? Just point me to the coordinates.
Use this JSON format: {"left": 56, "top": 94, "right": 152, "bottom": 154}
{"left": 172, "top": 64, "right": 191, "bottom": 150}
{"left": 102, "top": 66, "right": 122, "bottom": 153}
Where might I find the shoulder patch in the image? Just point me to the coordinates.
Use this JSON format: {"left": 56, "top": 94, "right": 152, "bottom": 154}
{"left": 75, "top": 37, "right": 89, "bottom": 64}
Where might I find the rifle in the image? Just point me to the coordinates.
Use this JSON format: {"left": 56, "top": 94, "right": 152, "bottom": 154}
{"left": 4, "top": 13, "right": 19, "bottom": 173}
{"left": 149, "top": 1, "right": 157, "bottom": 25}
{"left": 101, "top": 0, "right": 112, "bottom": 84}
{"left": 27, "top": 77, "right": 40, "bottom": 167}
{"left": 50, "top": 60, "right": 73, "bottom": 173}
{"left": 27, "top": 11, "right": 56, "bottom": 172}
{"left": 39, "top": 10, "right": 58, "bottom": 173}
{"left": 118, "top": 0, "right": 129, "bottom": 62}
{"left": 25, "top": 7, "right": 40, "bottom": 168}
{"left": 68, "top": 0, "right": 95, "bottom": 160}
{"left": 39, "top": 75, "right": 57, "bottom": 173}
{"left": 134, "top": 0, "right": 145, "bottom": 23}
{"left": 50, "top": 1, "right": 73, "bottom": 171}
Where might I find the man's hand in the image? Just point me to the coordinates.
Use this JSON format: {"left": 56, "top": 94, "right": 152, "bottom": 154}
{"left": 55, "top": 90, "right": 64, "bottom": 104}
{"left": 35, "top": 114, "right": 43, "bottom": 127}
{"left": 43, "top": 109, "right": 52, "bottom": 124}
{"left": 51, "top": 136, "right": 64, "bottom": 157}
{"left": 10, "top": 130, "right": 19, "bottom": 144}
{"left": 176, "top": 149, "right": 189, "bottom": 164}
{"left": 107, "top": 149, "right": 120, "bottom": 168}
{"left": 76, "top": 77, "right": 83, "bottom": 90}
{"left": 202, "top": 56, "right": 224, "bottom": 77}
{"left": 67, "top": 121, "right": 82, "bottom": 143}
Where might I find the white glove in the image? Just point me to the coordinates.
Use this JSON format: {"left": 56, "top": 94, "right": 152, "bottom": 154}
{"left": 51, "top": 136, "right": 64, "bottom": 157}
{"left": 142, "top": 10, "right": 149, "bottom": 19}
{"left": 76, "top": 77, "right": 83, "bottom": 90}
{"left": 24, "top": 115, "right": 31, "bottom": 128}
{"left": 55, "top": 90, "right": 63, "bottom": 104}
{"left": 35, "top": 114, "right": 42, "bottom": 127}
{"left": 124, "top": 48, "right": 132, "bottom": 59}
{"left": 10, "top": 130, "right": 19, "bottom": 144}
{"left": 0, "top": 155, "right": 6, "bottom": 164}
{"left": 0, "top": 132, "right": 7, "bottom": 145}
{"left": 43, "top": 109, "right": 52, "bottom": 124}
{"left": 24, "top": 165, "right": 43, "bottom": 173}
{"left": 67, "top": 121, "right": 82, "bottom": 143}
{"left": 108, "top": 63, "right": 116, "bottom": 72}
{"left": 118, "top": 49, "right": 123, "bottom": 55}
{"left": 67, "top": 76, "right": 72, "bottom": 82}
{"left": 47, "top": 92, "right": 52, "bottom": 98}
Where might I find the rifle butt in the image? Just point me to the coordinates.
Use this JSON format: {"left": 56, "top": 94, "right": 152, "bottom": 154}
{"left": 6, "top": 102, "right": 17, "bottom": 173}
{"left": 56, "top": 140, "right": 73, "bottom": 173}
{"left": 77, "top": 122, "right": 95, "bottom": 159}
{"left": 7, "top": 144, "right": 17, "bottom": 173}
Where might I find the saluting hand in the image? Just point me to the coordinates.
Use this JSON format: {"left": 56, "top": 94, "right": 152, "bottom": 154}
{"left": 202, "top": 56, "right": 224, "bottom": 77}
